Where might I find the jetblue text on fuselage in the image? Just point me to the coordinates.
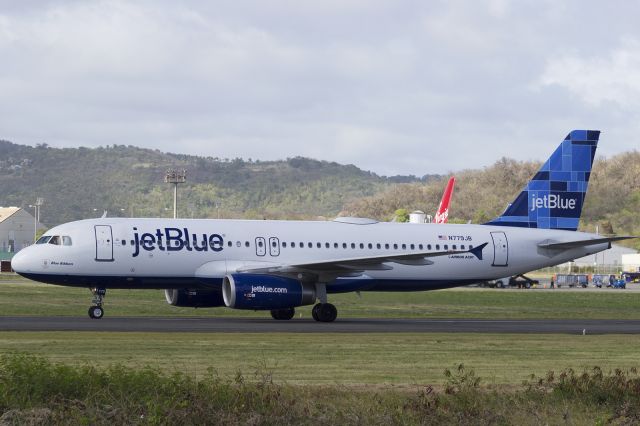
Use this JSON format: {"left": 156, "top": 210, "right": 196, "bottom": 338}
{"left": 132, "top": 227, "right": 224, "bottom": 257}
{"left": 530, "top": 194, "right": 577, "bottom": 211}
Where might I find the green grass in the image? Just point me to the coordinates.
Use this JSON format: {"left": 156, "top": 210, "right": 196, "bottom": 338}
{"left": 1, "top": 332, "right": 639, "bottom": 385}
{"left": 2, "top": 277, "right": 640, "bottom": 319}
{"left": 4, "top": 354, "right": 640, "bottom": 425}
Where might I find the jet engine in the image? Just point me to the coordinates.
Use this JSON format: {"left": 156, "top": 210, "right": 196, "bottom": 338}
{"left": 164, "top": 288, "right": 225, "bottom": 308}
{"left": 222, "top": 274, "right": 316, "bottom": 310}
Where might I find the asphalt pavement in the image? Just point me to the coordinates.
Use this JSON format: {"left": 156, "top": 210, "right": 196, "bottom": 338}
{"left": 1, "top": 316, "right": 639, "bottom": 334}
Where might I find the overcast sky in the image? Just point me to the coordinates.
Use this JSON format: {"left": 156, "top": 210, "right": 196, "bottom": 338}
{"left": 1, "top": 1, "right": 639, "bottom": 176}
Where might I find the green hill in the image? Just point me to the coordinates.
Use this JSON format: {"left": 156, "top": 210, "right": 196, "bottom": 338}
{"left": 0, "top": 140, "right": 430, "bottom": 225}
{"left": 1, "top": 140, "right": 637, "bottom": 250}
{"left": 345, "top": 153, "right": 640, "bottom": 249}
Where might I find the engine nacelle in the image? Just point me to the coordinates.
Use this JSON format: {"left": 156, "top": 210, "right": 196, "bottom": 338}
{"left": 164, "top": 288, "right": 225, "bottom": 308}
{"left": 222, "top": 274, "right": 316, "bottom": 310}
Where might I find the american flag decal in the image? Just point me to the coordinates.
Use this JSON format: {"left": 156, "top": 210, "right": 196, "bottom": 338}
{"left": 438, "top": 235, "right": 447, "bottom": 240}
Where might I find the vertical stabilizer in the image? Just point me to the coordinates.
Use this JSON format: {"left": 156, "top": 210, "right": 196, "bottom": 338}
{"left": 485, "top": 130, "right": 600, "bottom": 231}
{"left": 434, "top": 177, "right": 455, "bottom": 224}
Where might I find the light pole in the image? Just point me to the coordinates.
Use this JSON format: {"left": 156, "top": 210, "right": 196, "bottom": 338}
{"left": 28, "top": 198, "right": 44, "bottom": 243}
{"left": 165, "top": 169, "right": 186, "bottom": 219}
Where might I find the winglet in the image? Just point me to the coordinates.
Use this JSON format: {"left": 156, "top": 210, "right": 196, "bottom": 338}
{"left": 469, "top": 242, "right": 488, "bottom": 260}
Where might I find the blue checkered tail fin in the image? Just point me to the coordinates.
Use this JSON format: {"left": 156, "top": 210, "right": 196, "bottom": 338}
{"left": 484, "top": 130, "right": 600, "bottom": 231}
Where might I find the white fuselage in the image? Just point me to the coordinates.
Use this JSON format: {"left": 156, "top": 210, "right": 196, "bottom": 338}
{"left": 12, "top": 217, "right": 609, "bottom": 292}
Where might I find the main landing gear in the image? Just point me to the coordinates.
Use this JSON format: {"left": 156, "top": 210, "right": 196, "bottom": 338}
{"left": 270, "top": 308, "right": 295, "bottom": 320}
{"left": 88, "top": 287, "right": 106, "bottom": 319}
{"left": 311, "top": 303, "right": 337, "bottom": 322}
{"left": 311, "top": 283, "right": 337, "bottom": 322}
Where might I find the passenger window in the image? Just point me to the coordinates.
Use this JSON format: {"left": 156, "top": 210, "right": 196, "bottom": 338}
{"left": 121, "top": 240, "right": 126, "bottom": 246}
{"left": 401, "top": 244, "right": 406, "bottom": 250}
{"left": 444, "top": 245, "right": 448, "bottom": 250}
{"left": 325, "top": 242, "right": 330, "bottom": 248}
{"left": 410, "top": 244, "right": 415, "bottom": 250}
{"left": 291, "top": 242, "right": 296, "bottom": 248}
{"left": 308, "top": 242, "right": 312, "bottom": 248}
{"left": 282, "top": 242, "right": 287, "bottom": 248}
{"left": 342, "top": 243, "right": 347, "bottom": 249}
{"left": 419, "top": 244, "right": 423, "bottom": 250}
{"left": 62, "top": 236, "right": 72, "bottom": 246}
{"left": 49, "top": 236, "right": 61, "bottom": 245}
{"left": 436, "top": 245, "right": 440, "bottom": 250}
{"left": 316, "top": 242, "right": 321, "bottom": 248}
{"left": 351, "top": 243, "right": 356, "bottom": 249}
{"left": 376, "top": 243, "right": 381, "bottom": 249}
{"left": 245, "top": 241, "right": 250, "bottom": 247}
{"left": 359, "top": 243, "right": 364, "bottom": 249}
{"left": 393, "top": 244, "right": 398, "bottom": 249}
{"left": 237, "top": 241, "right": 242, "bottom": 247}
{"left": 452, "top": 245, "right": 456, "bottom": 250}
{"left": 36, "top": 236, "right": 51, "bottom": 244}
{"left": 385, "top": 244, "right": 389, "bottom": 249}
{"left": 428, "top": 244, "right": 432, "bottom": 250}
{"left": 334, "top": 243, "right": 339, "bottom": 248}
{"left": 228, "top": 241, "right": 233, "bottom": 247}
{"left": 461, "top": 245, "right": 465, "bottom": 250}
{"left": 368, "top": 243, "right": 372, "bottom": 249}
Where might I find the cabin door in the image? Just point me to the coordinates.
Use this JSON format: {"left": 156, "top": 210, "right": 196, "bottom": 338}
{"left": 95, "top": 225, "right": 114, "bottom": 262}
{"left": 490, "top": 231, "right": 508, "bottom": 267}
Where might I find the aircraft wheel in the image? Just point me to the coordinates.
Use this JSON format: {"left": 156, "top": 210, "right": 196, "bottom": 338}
{"left": 314, "top": 303, "right": 337, "bottom": 322}
{"left": 88, "top": 305, "right": 104, "bottom": 319}
{"left": 311, "top": 303, "right": 320, "bottom": 321}
{"left": 270, "top": 308, "right": 295, "bottom": 320}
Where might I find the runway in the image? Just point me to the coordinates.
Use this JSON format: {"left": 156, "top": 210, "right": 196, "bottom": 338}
{"left": 1, "top": 316, "right": 640, "bottom": 334}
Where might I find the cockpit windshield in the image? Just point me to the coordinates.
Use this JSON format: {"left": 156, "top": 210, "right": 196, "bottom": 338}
{"left": 36, "top": 236, "right": 51, "bottom": 244}
{"left": 41, "top": 235, "right": 73, "bottom": 246}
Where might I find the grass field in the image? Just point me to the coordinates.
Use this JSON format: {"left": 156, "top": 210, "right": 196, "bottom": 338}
{"left": 1, "top": 331, "right": 639, "bottom": 385}
{"left": 2, "top": 277, "right": 640, "bottom": 388}
{"left": 2, "top": 277, "right": 640, "bottom": 319}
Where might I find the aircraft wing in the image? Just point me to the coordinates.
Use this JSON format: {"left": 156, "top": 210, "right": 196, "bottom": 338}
{"left": 236, "top": 243, "right": 488, "bottom": 277}
{"left": 538, "top": 236, "right": 636, "bottom": 250}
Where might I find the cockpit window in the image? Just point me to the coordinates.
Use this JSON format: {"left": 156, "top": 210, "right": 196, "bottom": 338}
{"left": 36, "top": 236, "right": 51, "bottom": 244}
{"left": 62, "top": 236, "right": 72, "bottom": 246}
{"left": 49, "top": 236, "right": 61, "bottom": 245}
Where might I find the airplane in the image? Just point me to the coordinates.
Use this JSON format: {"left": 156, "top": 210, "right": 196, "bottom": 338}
{"left": 433, "top": 176, "right": 455, "bottom": 224}
{"left": 11, "top": 130, "right": 635, "bottom": 322}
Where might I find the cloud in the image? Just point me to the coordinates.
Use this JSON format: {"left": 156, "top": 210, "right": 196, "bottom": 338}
{"left": 539, "top": 37, "right": 640, "bottom": 109}
{"left": 0, "top": 1, "right": 638, "bottom": 175}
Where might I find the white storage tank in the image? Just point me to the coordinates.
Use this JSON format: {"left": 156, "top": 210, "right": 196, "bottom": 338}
{"left": 409, "top": 210, "right": 426, "bottom": 224}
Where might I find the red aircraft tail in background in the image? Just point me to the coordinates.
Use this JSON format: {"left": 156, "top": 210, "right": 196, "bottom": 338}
{"left": 434, "top": 177, "right": 455, "bottom": 224}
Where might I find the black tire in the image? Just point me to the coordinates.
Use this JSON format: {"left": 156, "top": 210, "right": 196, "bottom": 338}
{"left": 316, "top": 303, "right": 337, "bottom": 322}
{"left": 312, "top": 303, "right": 321, "bottom": 321}
{"left": 271, "top": 308, "right": 295, "bottom": 320}
{"left": 88, "top": 306, "right": 103, "bottom": 319}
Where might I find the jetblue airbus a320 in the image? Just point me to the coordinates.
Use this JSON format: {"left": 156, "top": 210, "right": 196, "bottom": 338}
{"left": 11, "top": 130, "right": 634, "bottom": 322}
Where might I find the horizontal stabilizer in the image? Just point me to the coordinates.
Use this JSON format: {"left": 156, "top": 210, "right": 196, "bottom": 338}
{"left": 538, "top": 236, "right": 637, "bottom": 250}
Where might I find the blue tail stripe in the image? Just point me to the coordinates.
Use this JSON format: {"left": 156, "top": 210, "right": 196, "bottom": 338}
{"left": 485, "top": 129, "right": 599, "bottom": 231}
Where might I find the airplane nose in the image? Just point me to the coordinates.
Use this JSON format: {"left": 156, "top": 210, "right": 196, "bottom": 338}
{"left": 10, "top": 249, "right": 29, "bottom": 273}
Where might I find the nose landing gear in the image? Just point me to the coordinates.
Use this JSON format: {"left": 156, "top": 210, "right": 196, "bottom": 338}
{"left": 88, "top": 287, "right": 106, "bottom": 319}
